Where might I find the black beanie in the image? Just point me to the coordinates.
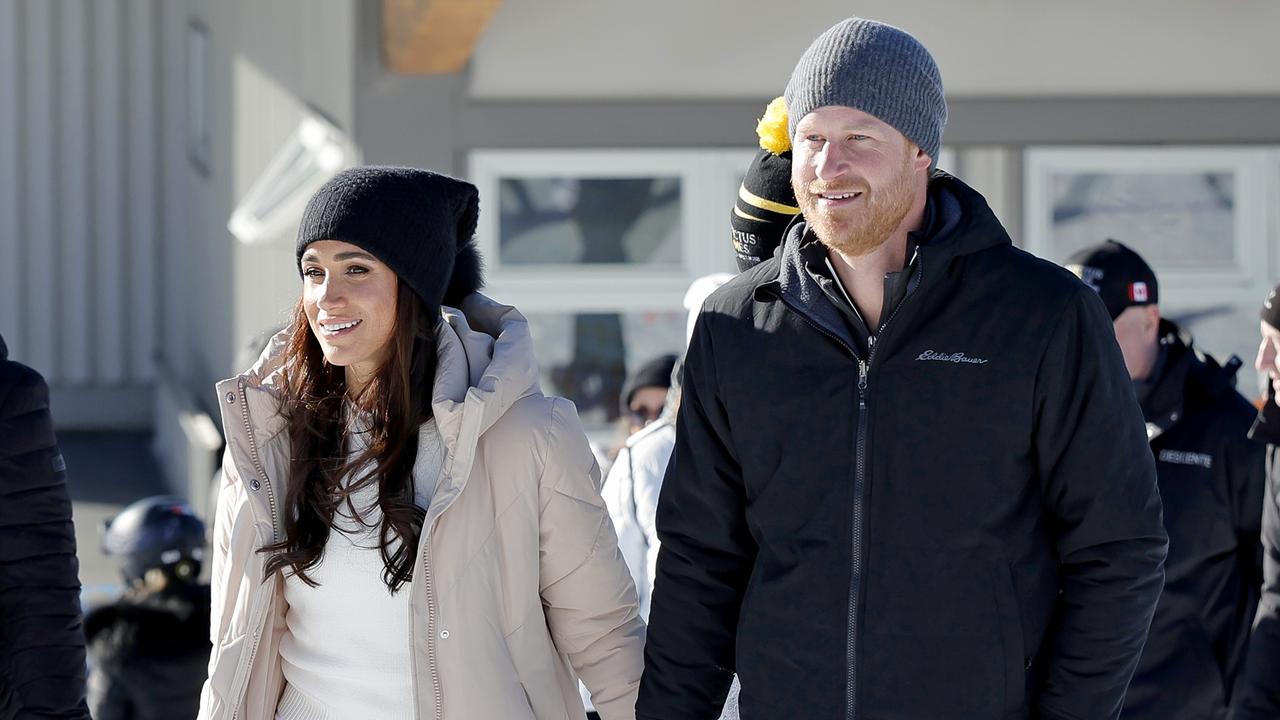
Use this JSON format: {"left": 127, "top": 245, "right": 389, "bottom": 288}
{"left": 1262, "top": 284, "right": 1280, "bottom": 331}
{"left": 296, "top": 166, "right": 485, "bottom": 310}
{"left": 1063, "top": 239, "right": 1158, "bottom": 321}
{"left": 731, "top": 149, "right": 801, "bottom": 272}
{"left": 620, "top": 354, "right": 678, "bottom": 413}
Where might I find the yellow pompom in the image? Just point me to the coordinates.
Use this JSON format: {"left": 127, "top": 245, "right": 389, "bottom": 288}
{"left": 755, "top": 96, "right": 791, "bottom": 155}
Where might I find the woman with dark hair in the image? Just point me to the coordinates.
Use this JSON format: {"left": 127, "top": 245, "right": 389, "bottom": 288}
{"left": 197, "top": 167, "right": 645, "bottom": 720}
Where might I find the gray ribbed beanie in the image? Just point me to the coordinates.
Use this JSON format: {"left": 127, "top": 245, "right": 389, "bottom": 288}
{"left": 784, "top": 18, "right": 947, "bottom": 168}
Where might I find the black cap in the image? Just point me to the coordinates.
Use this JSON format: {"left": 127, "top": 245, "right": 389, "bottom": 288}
{"left": 731, "top": 149, "right": 800, "bottom": 272}
{"left": 296, "top": 166, "right": 484, "bottom": 311}
{"left": 1064, "top": 240, "right": 1159, "bottom": 321}
{"left": 620, "top": 353, "right": 678, "bottom": 414}
{"left": 1263, "top": 284, "right": 1280, "bottom": 330}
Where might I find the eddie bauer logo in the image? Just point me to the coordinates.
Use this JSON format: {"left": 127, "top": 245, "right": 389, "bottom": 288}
{"left": 917, "top": 350, "right": 989, "bottom": 365}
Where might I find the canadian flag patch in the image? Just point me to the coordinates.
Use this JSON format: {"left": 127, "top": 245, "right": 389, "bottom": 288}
{"left": 1130, "top": 282, "right": 1149, "bottom": 302}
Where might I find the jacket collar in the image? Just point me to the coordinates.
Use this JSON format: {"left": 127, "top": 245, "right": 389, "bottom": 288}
{"left": 757, "top": 171, "right": 1004, "bottom": 349}
{"left": 1143, "top": 319, "right": 1241, "bottom": 439}
{"left": 217, "top": 293, "right": 542, "bottom": 527}
{"left": 427, "top": 293, "right": 541, "bottom": 520}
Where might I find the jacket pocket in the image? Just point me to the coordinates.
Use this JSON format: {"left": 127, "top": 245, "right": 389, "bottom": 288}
{"left": 860, "top": 551, "right": 1023, "bottom": 719}
{"left": 992, "top": 561, "right": 1027, "bottom": 717}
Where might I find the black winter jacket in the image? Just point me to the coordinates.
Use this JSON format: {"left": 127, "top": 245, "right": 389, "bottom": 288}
{"left": 1120, "top": 323, "right": 1264, "bottom": 720}
{"left": 85, "top": 584, "right": 211, "bottom": 720}
{"left": 637, "top": 175, "right": 1169, "bottom": 720}
{"left": 0, "top": 334, "right": 90, "bottom": 719}
{"left": 1237, "top": 385, "right": 1280, "bottom": 719}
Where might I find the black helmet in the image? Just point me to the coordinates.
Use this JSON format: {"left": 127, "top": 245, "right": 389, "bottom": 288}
{"left": 102, "top": 496, "right": 207, "bottom": 585}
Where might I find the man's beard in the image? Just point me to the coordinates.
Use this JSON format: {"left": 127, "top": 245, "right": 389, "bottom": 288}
{"left": 795, "top": 153, "right": 917, "bottom": 258}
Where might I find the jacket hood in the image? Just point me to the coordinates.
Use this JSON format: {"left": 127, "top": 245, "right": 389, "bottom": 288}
{"left": 223, "top": 292, "right": 543, "bottom": 521}
{"left": 232, "top": 292, "right": 540, "bottom": 443}
{"left": 761, "top": 171, "right": 1011, "bottom": 348}
{"left": 775, "top": 171, "right": 1010, "bottom": 299}
{"left": 1143, "top": 319, "right": 1241, "bottom": 434}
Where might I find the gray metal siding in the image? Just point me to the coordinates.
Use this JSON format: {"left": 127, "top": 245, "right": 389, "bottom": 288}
{"left": 0, "top": 0, "right": 162, "bottom": 392}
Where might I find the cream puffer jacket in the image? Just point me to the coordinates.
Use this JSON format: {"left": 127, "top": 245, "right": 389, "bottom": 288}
{"left": 197, "top": 294, "right": 645, "bottom": 720}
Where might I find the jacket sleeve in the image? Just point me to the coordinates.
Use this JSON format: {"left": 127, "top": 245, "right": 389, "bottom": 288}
{"left": 197, "top": 451, "right": 248, "bottom": 720}
{"left": 0, "top": 361, "right": 91, "bottom": 719}
{"left": 538, "top": 398, "right": 646, "bottom": 720}
{"left": 637, "top": 315, "right": 755, "bottom": 720}
{"left": 1226, "top": 420, "right": 1267, "bottom": 602}
{"left": 630, "top": 431, "right": 673, "bottom": 612}
{"left": 1235, "top": 442, "right": 1280, "bottom": 719}
{"left": 1031, "top": 288, "right": 1169, "bottom": 720}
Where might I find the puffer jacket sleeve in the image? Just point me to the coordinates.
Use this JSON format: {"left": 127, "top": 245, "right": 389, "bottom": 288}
{"left": 638, "top": 313, "right": 755, "bottom": 720}
{"left": 0, "top": 357, "right": 91, "bottom": 719}
{"left": 197, "top": 450, "right": 249, "bottom": 720}
{"left": 538, "top": 398, "right": 646, "bottom": 720}
{"left": 1031, "top": 287, "right": 1169, "bottom": 720}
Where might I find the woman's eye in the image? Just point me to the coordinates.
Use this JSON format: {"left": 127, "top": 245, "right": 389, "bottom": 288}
{"left": 303, "top": 268, "right": 324, "bottom": 279}
{"left": 346, "top": 265, "right": 369, "bottom": 275}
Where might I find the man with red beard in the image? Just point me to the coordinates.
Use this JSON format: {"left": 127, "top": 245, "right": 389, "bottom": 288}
{"left": 638, "top": 17, "right": 1168, "bottom": 720}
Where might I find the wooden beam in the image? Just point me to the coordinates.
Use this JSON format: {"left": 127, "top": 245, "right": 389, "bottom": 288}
{"left": 382, "top": 0, "right": 503, "bottom": 74}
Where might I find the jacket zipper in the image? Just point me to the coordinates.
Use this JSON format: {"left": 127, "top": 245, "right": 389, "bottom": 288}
{"left": 410, "top": 515, "right": 444, "bottom": 720}
{"left": 776, "top": 254, "right": 925, "bottom": 720}
{"left": 230, "top": 378, "right": 280, "bottom": 720}
{"left": 847, "top": 358, "right": 868, "bottom": 720}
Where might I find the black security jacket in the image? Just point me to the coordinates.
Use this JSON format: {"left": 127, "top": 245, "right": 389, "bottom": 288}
{"left": 0, "top": 334, "right": 90, "bottom": 720}
{"left": 637, "top": 174, "right": 1168, "bottom": 720}
{"left": 1237, "top": 385, "right": 1280, "bottom": 719}
{"left": 1121, "top": 323, "right": 1264, "bottom": 720}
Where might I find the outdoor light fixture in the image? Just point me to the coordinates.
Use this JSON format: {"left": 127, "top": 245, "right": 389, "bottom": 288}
{"left": 227, "top": 113, "right": 349, "bottom": 245}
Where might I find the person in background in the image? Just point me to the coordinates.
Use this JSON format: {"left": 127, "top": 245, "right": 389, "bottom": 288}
{"left": 620, "top": 354, "right": 678, "bottom": 438}
{"left": 1065, "top": 240, "right": 1265, "bottom": 720}
{"left": 730, "top": 97, "right": 801, "bottom": 273}
{"left": 86, "top": 496, "right": 211, "bottom": 720}
{"left": 0, "top": 333, "right": 91, "bottom": 720}
{"left": 1237, "top": 283, "right": 1280, "bottom": 719}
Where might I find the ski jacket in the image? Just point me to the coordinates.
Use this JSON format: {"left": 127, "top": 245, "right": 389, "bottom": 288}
{"left": 197, "top": 295, "right": 645, "bottom": 720}
{"left": 1121, "top": 323, "right": 1264, "bottom": 720}
{"left": 0, "top": 334, "right": 90, "bottom": 720}
{"left": 637, "top": 174, "right": 1169, "bottom": 720}
{"left": 1236, "top": 385, "right": 1280, "bottom": 719}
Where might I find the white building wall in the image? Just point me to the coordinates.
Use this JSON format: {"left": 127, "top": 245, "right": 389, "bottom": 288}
{"left": 471, "top": 0, "right": 1280, "bottom": 100}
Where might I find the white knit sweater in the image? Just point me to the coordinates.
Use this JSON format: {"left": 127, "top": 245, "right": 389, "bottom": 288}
{"left": 276, "top": 419, "right": 445, "bottom": 720}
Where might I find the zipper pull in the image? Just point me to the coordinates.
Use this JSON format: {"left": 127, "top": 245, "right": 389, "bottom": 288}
{"left": 858, "top": 359, "right": 868, "bottom": 393}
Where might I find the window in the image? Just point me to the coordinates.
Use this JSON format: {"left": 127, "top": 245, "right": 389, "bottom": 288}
{"left": 1024, "top": 146, "right": 1274, "bottom": 377}
{"left": 470, "top": 149, "right": 753, "bottom": 437}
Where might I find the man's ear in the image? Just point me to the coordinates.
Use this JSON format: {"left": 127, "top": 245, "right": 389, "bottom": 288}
{"left": 1144, "top": 304, "right": 1162, "bottom": 335}
{"left": 914, "top": 146, "right": 933, "bottom": 172}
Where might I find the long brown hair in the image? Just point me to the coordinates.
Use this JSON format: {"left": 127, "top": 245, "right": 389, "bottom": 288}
{"left": 261, "top": 281, "right": 438, "bottom": 593}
